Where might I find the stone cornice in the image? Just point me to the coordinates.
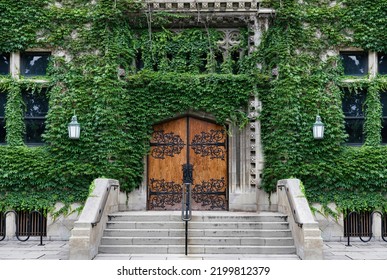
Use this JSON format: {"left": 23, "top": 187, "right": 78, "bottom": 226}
{"left": 142, "top": 0, "right": 274, "bottom": 14}
{"left": 144, "top": 0, "right": 259, "bottom": 12}
{"left": 129, "top": 1, "right": 275, "bottom": 28}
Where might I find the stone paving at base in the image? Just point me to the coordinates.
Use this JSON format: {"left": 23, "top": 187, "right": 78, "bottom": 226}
{"left": 0, "top": 240, "right": 69, "bottom": 260}
{"left": 323, "top": 241, "right": 387, "bottom": 260}
{"left": 0, "top": 240, "right": 386, "bottom": 260}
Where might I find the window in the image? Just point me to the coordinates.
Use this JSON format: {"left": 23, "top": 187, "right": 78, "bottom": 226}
{"left": 378, "top": 53, "right": 387, "bottom": 75}
{"left": 135, "top": 50, "right": 144, "bottom": 71}
{"left": 342, "top": 88, "right": 366, "bottom": 144}
{"left": 23, "top": 89, "right": 48, "bottom": 144}
{"left": 0, "top": 93, "right": 6, "bottom": 143}
{"left": 340, "top": 52, "right": 368, "bottom": 76}
{"left": 20, "top": 52, "right": 50, "bottom": 76}
{"left": 0, "top": 53, "right": 10, "bottom": 75}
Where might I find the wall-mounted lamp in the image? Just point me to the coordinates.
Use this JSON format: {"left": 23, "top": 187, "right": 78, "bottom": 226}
{"left": 313, "top": 115, "right": 324, "bottom": 139}
{"left": 68, "top": 115, "right": 80, "bottom": 139}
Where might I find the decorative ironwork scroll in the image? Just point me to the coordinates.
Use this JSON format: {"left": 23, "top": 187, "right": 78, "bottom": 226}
{"left": 192, "top": 178, "right": 227, "bottom": 210}
{"left": 150, "top": 130, "right": 185, "bottom": 159}
{"left": 190, "top": 129, "right": 226, "bottom": 160}
{"left": 148, "top": 179, "right": 182, "bottom": 209}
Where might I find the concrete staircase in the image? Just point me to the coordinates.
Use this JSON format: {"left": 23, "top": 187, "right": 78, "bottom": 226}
{"left": 97, "top": 211, "right": 297, "bottom": 257}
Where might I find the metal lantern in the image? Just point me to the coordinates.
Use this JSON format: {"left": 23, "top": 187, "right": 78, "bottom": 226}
{"left": 68, "top": 115, "right": 80, "bottom": 139}
{"left": 313, "top": 115, "right": 324, "bottom": 139}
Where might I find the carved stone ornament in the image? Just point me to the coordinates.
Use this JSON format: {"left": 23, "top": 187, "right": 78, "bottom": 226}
{"left": 217, "top": 29, "right": 241, "bottom": 53}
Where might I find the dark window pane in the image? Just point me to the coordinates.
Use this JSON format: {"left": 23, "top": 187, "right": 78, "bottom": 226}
{"left": 135, "top": 51, "right": 144, "bottom": 71}
{"left": 0, "top": 93, "right": 6, "bottom": 117}
{"left": 342, "top": 88, "right": 365, "bottom": 144}
{"left": 344, "top": 119, "right": 365, "bottom": 144}
{"left": 231, "top": 50, "right": 240, "bottom": 74}
{"left": 22, "top": 89, "right": 48, "bottom": 144}
{"left": 22, "top": 90, "right": 48, "bottom": 117}
{"left": 382, "top": 119, "right": 387, "bottom": 144}
{"left": 379, "top": 53, "right": 387, "bottom": 75}
{"left": 342, "top": 90, "right": 366, "bottom": 117}
{"left": 0, "top": 53, "right": 10, "bottom": 75}
{"left": 215, "top": 51, "right": 224, "bottom": 73}
{"left": 340, "top": 52, "right": 368, "bottom": 76}
{"left": 25, "top": 119, "right": 45, "bottom": 143}
{"left": 381, "top": 92, "right": 387, "bottom": 117}
{"left": 21, "top": 52, "right": 50, "bottom": 76}
{"left": 0, "top": 119, "right": 5, "bottom": 143}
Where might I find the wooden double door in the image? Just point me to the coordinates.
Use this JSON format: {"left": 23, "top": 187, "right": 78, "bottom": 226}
{"left": 147, "top": 116, "right": 228, "bottom": 211}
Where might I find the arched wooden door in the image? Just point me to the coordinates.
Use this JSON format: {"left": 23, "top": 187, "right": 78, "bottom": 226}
{"left": 147, "top": 116, "right": 228, "bottom": 211}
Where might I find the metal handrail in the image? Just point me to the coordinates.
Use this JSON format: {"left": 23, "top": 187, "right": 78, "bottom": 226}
{"left": 346, "top": 211, "right": 387, "bottom": 246}
{"left": 182, "top": 183, "right": 192, "bottom": 222}
{"left": 0, "top": 210, "right": 45, "bottom": 245}
{"left": 91, "top": 184, "right": 119, "bottom": 227}
{"left": 181, "top": 183, "right": 192, "bottom": 255}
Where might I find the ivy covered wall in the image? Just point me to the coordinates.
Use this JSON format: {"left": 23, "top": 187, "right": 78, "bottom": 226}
{"left": 258, "top": 0, "right": 387, "bottom": 213}
{"left": 0, "top": 0, "right": 256, "bottom": 211}
{"left": 0, "top": 0, "right": 386, "bottom": 213}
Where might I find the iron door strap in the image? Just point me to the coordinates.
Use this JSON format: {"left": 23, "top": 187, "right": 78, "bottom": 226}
{"left": 190, "top": 129, "right": 226, "bottom": 160}
{"left": 149, "top": 130, "right": 185, "bottom": 159}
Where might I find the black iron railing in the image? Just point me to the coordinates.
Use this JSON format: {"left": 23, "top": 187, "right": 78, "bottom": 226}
{"left": 0, "top": 210, "right": 46, "bottom": 245}
{"left": 344, "top": 211, "right": 371, "bottom": 237}
{"left": 181, "top": 183, "right": 192, "bottom": 255}
{"left": 345, "top": 211, "right": 387, "bottom": 246}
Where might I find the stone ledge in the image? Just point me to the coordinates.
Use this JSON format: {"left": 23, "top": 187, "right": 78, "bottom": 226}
{"left": 143, "top": 0, "right": 262, "bottom": 13}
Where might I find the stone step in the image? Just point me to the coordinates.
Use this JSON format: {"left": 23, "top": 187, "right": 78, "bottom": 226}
{"left": 102, "top": 228, "right": 293, "bottom": 238}
{"left": 99, "top": 211, "right": 297, "bottom": 256}
{"left": 108, "top": 212, "right": 288, "bottom": 223}
{"left": 98, "top": 244, "right": 297, "bottom": 255}
{"left": 106, "top": 221, "right": 290, "bottom": 230}
{"left": 100, "top": 236, "right": 295, "bottom": 246}
{"left": 93, "top": 253, "right": 301, "bottom": 260}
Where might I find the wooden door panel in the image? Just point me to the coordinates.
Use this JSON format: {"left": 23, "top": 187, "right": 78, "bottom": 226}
{"left": 147, "top": 116, "right": 228, "bottom": 211}
{"left": 148, "top": 118, "right": 186, "bottom": 210}
{"left": 189, "top": 118, "right": 228, "bottom": 210}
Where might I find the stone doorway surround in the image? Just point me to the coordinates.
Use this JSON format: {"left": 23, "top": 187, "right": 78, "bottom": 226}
{"left": 121, "top": 108, "right": 264, "bottom": 212}
{"left": 121, "top": 1, "right": 275, "bottom": 212}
